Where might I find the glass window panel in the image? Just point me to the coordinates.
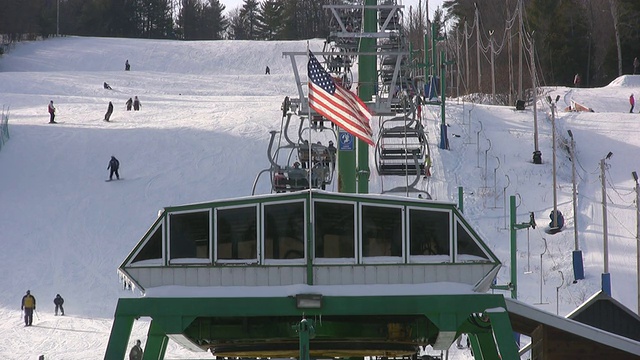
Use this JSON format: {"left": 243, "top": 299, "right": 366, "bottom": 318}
{"left": 457, "top": 221, "right": 489, "bottom": 260}
{"left": 169, "top": 211, "right": 210, "bottom": 260}
{"left": 264, "top": 201, "right": 305, "bottom": 260}
{"left": 216, "top": 206, "right": 257, "bottom": 260}
{"left": 361, "top": 205, "right": 402, "bottom": 257}
{"left": 314, "top": 201, "right": 355, "bottom": 258}
{"left": 132, "top": 224, "right": 163, "bottom": 263}
{"left": 409, "top": 209, "right": 450, "bottom": 256}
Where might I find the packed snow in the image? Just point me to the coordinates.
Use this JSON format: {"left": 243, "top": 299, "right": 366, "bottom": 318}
{"left": 1, "top": 36, "right": 639, "bottom": 359}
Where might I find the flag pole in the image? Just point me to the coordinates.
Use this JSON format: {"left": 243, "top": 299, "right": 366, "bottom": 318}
{"left": 306, "top": 42, "right": 313, "bottom": 195}
{"left": 306, "top": 42, "right": 314, "bottom": 285}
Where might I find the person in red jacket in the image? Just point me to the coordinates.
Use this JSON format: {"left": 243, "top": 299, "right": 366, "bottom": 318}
{"left": 48, "top": 100, "right": 56, "bottom": 123}
{"left": 630, "top": 94, "right": 635, "bottom": 113}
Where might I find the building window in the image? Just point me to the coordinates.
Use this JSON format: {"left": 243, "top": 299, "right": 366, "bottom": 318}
{"left": 131, "top": 222, "right": 163, "bottom": 264}
{"left": 361, "top": 205, "right": 402, "bottom": 258}
{"left": 216, "top": 206, "right": 257, "bottom": 261}
{"left": 314, "top": 201, "right": 355, "bottom": 259}
{"left": 169, "top": 210, "right": 210, "bottom": 262}
{"left": 456, "top": 220, "right": 489, "bottom": 261}
{"left": 409, "top": 208, "right": 450, "bottom": 257}
{"left": 264, "top": 201, "right": 305, "bottom": 260}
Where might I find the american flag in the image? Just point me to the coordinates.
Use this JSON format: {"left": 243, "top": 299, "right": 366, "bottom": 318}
{"left": 307, "top": 50, "right": 374, "bottom": 146}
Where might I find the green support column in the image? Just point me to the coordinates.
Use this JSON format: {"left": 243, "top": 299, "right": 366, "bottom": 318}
{"left": 467, "top": 333, "right": 483, "bottom": 360}
{"left": 438, "top": 51, "right": 448, "bottom": 150}
{"left": 424, "top": 33, "right": 429, "bottom": 78}
{"left": 297, "top": 318, "right": 315, "bottom": 360}
{"left": 475, "top": 332, "right": 500, "bottom": 360}
{"left": 103, "top": 312, "right": 135, "bottom": 360}
{"left": 486, "top": 309, "right": 519, "bottom": 360}
{"left": 142, "top": 320, "right": 169, "bottom": 360}
{"left": 356, "top": 0, "right": 377, "bottom": 194}
{"left": 337, "top": 134, "right": 356, "bottom": 193}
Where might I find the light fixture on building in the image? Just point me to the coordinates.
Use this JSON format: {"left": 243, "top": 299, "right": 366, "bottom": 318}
{"left": 295, "top": 294, "right": 322, "bottom": 309}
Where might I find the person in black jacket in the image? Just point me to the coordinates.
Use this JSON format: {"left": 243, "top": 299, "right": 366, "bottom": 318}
{"left": 104, "top": 101, "right": 114, "bottom": 122}
{"left": 107, "top": 156, "right": 120, "bottom": 180}
{"left": 133, "top": 96, "right": 141, "bottom": 111}
{"left": 21, "top": 290, "right": 36, "bottom": 326}
{"left": 126, "top": 98, "right": 133, "bottom": 111}
{"left": 54, "top": 294, "right": 64, "bottom": 316}
{"left": 129, "top": 339, "right": 143, "bottom": 360}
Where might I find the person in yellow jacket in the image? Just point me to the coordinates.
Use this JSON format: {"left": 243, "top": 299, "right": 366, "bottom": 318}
{"left": 21, "top": 290, "right": 36, "bottom": 326}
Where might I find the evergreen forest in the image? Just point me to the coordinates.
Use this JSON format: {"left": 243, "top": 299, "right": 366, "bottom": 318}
{"left": 1, "top": 0, "right": 639, "bottom": 93}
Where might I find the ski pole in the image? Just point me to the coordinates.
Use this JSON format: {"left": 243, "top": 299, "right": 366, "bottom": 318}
{"left": 34, "top": 309, "right": 40, "bottom": 320}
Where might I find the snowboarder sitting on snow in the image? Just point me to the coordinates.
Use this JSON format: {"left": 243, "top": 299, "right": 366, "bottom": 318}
{"left": 126, "top": 98, "right": 133, "bottom": 111}
{"left": 107, "top": 156, "right": 120, "bottom": 180}
{"left": 133, "top": 96, "right": 141, "bottom": 111}
{"left": 104, "top": 101, "right": 114, "bottom": 122}
{"left": 103, "top": 82, "right": 112, "bottom": 90}
{"left": 54, "top": 294, "right": 64, "bottom": 316}
{"left": 21, "top": 290, "right": 36, "bottom": 326}
{"left": 129, "top": 339, "right": 143, "bottom": 360}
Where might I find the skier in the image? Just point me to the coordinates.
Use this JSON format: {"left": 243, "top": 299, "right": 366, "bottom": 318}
{"left": 104, "top": 101, "right": 114, "bottom": 122}
{"left": 326, "top": 140, "right": 337, "bottom": 170}
{"left": 48, "top": 100, "right": 56, "bottom": 124}
{"left": 273, "top": 168, "right": 287, "bottom": 193}
{"left": 125, "top": 59, "right": 130, "bottom": 71}
{"left": 107, "top": 156, "right": 120, "bottom": 180}
{"left": 103, "top": 82, "right": 112, "bottom": 90}
{"left": 125, "top": 98, "right": 133, "bottom": 111}
{"left": 129, "top": 339, "right": 143, "bottom": 360}
{"left": 265, "top": 65, "right": 270, "bottom": 75}
{"left": 21, "top": 290, "right": 36, "bottom": 326}
{"left": 415, "top": 92, "right": 423, "bottom": 120}
{"left": 573, "top": 74, "right": 581, "bottom": 88}
{"left": 630, "top": 94, "right": 635, "bottom": 113}
{"left": 54, "top": 294, "right": 64, "bottom": 316}
{"left": 424, "top": 154, "right": 432, "bottom": 177}
{"left": 133, "top": 96, "right": 141, "bottom": 111}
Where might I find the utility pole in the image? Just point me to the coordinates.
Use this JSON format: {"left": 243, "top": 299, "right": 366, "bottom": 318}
{"left": 600, "top": 152, "right": 613, "bottom": 295}
{"left": 490, "top": 31, "right": 495, "bottom": 104}
{"left": 475, "top": 5, "right": 481, "bottom": 93}
{"left": 531, "top": 35, "right": 541, "bottom": 164}
{"left": 633, "top": 171, "right": 640, "bottom": 314}
{"left": 518, "top": 0, "right": 523, "bottom": 101}
{"left": 548, "top": 96, "right": 560, "bottom": 228}
{"left": 465, "top": 21, "right": 470, "bottom": 92}
{"left": 568, "top": 130, "right": 584, "bottom": 280}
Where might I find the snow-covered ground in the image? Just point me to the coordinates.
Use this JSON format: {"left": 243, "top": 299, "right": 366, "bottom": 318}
{"left": 0, "top": 36, "right": 639, "bottom": 359}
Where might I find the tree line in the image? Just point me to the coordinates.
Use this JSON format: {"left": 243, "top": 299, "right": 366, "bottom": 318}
{"left": 1, "top": 0, "right": 639, "bottom": 92}
{"left": 0, "top": 0, "right": 332, "bottom": 41}
{"left": 442, "top": 0, "right": 640, "bottom": 90}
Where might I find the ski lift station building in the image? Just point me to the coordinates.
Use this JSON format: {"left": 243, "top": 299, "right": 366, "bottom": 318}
{"left": 104, "top": 189, "right": 640, "bottom": 360}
